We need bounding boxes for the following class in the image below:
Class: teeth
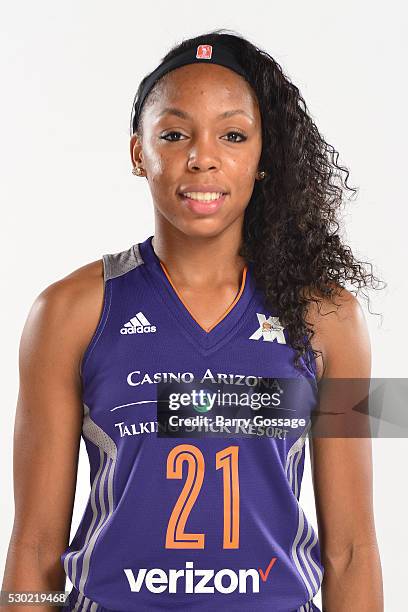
[182,192,223,201]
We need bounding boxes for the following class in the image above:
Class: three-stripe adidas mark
[120,312,157,335]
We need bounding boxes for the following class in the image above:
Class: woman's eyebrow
[157,107,254,121]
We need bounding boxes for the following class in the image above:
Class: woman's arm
[1,260,104,611]
[308,289,384,611]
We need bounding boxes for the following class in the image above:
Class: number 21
[165,444,240,549]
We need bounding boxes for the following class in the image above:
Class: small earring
[257,170,266,180]
[132,166,143,176]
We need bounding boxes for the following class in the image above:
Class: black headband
[134,43,249,122]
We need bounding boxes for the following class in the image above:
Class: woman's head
[129,29,384,369]
[130,60,263,239]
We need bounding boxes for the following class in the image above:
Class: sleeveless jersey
[61,234,324,612]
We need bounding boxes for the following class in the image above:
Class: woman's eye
[224,131,247,143]
[161,131,185,142]
[160,131,247,143]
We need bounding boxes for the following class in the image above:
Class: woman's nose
[186,138,221,172]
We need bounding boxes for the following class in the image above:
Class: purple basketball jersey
[60,235,323,612]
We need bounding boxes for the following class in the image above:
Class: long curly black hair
[129,29,385,372]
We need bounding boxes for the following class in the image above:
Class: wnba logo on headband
[133,43,249,121]
[196,44,213,60]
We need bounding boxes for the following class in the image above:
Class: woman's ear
[130,134,148,179]
[130,133,143,167]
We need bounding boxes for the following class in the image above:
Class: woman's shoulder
[21,258,105,379]
[303,282,370,380]
[304,282,365,328]
[35,257,104,324]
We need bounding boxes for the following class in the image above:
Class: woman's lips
[179,193,227,215]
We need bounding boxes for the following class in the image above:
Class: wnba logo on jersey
[120,312,157,335]
[249,313,286,344]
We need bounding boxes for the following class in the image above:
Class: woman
[2,30,384,611]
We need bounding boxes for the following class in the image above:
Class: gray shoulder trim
[102,243,144,281]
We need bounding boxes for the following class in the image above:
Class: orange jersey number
[165,444,240,549]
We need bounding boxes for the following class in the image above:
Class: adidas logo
[120,312,157,335]
[249,313,286,344]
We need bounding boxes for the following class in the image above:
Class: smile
[181,191,225,201]
[179,193,227,215]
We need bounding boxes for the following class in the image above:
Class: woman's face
[130,62,263,239]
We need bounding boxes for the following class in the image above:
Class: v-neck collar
[138,235,257,354]
[159,257,248,333]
